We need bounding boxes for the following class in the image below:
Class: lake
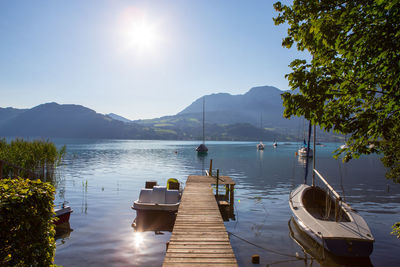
[52,139,400,266]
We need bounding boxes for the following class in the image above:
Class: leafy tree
[273,0,400,237]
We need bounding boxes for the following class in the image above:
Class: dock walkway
[163,175,237,266]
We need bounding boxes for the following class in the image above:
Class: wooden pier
[163,175,237,266]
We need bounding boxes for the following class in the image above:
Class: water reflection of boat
[132,179,181,215]
[297,155,309,167]
[288,217,372,266]
[55,222,73,243]
[132,211,176,232]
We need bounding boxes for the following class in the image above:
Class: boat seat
[152,186,167,204]
[165,190,179,204]
[138,189,153,203]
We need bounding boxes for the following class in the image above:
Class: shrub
[0,178,56,266]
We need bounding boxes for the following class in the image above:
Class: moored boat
[257,142,265,150]
[298,146,313,157]
[290,123,374,257]
[196,143,208,153]
[132,179,181,216]
[196,96,208,154]
[54,205,73,225]
[289,182,374,257]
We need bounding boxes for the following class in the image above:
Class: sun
[116,7,165,58]
[128,18,158,50]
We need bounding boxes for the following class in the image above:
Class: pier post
[209,159,213,177]
[216,169,219,200]
[230,184,234,216]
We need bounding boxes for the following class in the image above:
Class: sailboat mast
[202,96,205,144]
[312,124,316,186]
[304,121,312,184]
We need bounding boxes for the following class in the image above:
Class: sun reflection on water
[133,232,145,248]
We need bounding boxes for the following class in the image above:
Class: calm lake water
[52,139,400,266]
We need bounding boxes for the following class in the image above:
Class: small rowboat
[54,205,73,225]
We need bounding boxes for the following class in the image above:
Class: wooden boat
[132,179,181,216]
[54,205,73,225]
[289,124,374,257]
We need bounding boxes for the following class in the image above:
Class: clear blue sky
[0,0,308,120]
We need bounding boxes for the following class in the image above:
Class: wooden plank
[164,258,237,263]
[167,248,234,253]
[163,175,237,266]
[163,264,237,267]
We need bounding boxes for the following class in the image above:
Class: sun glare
[133,232,144,248]
[128,19,158,50]
[119,8,162,54]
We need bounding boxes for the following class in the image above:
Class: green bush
[393,222,400,239]
[0,178,56,266]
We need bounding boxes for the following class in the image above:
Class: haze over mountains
[0,86,340,141]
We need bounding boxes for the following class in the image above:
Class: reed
[0,138,66,180]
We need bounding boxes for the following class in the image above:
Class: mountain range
[0,86,341,141]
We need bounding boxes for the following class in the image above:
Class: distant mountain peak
[106,113,131,123]
[245,85,281,94]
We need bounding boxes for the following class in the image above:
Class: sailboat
[196,96,208,153]
[289,123,374,257]
[257,113,265,150]
[272,139,277,148]
[257,142,265,150]
[298,119,312,157]
[298,137,313,157]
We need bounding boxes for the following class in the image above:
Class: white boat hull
[289,184,374,257]
[132,185,180,213]
[298,147,313,157]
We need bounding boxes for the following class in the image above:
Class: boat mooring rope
[227,231,306,260]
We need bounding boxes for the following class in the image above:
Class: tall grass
[0,138,66,180]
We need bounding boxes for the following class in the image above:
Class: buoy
[251,254,260,264]
[295,152,298,156]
